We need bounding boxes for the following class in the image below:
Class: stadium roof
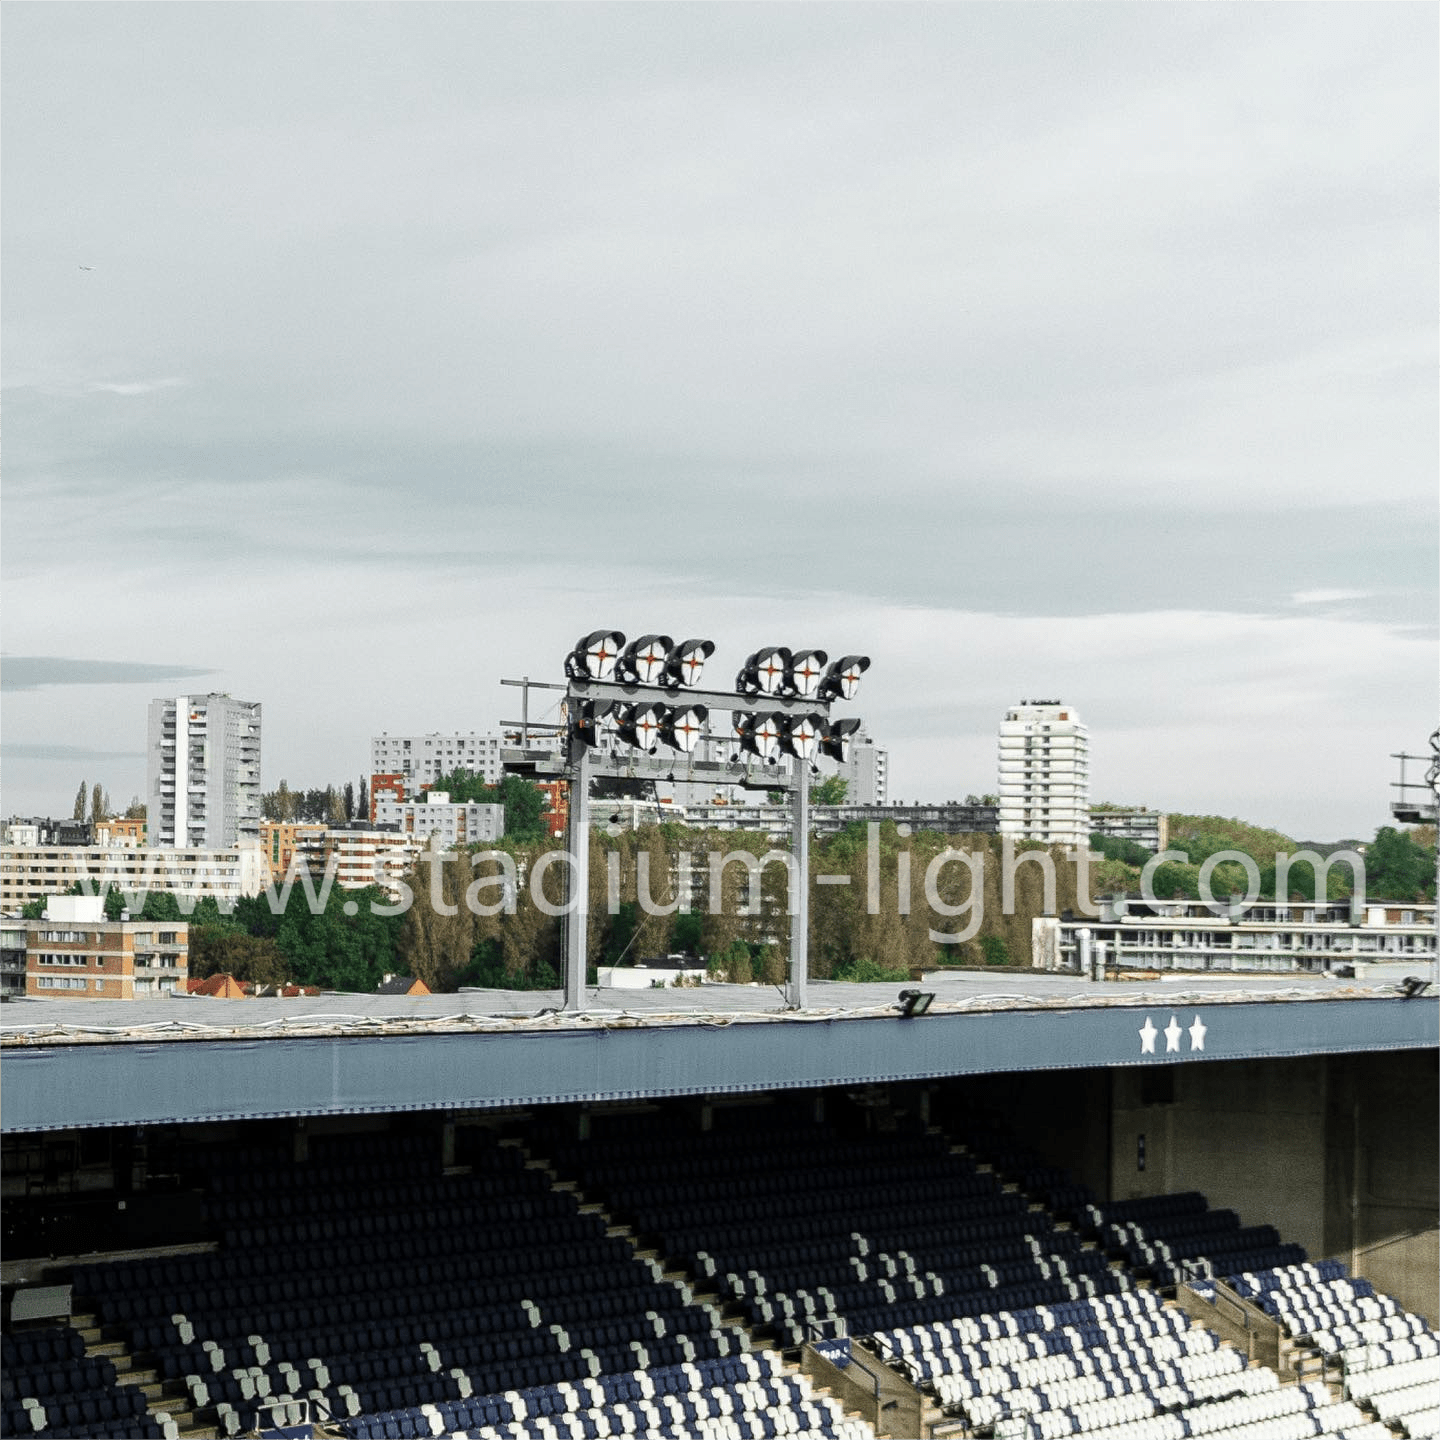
[2,967,1435,1133]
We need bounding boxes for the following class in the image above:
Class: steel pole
[788,761,809,1010]
[563,744,590,1012]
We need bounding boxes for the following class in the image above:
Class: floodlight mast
[555,633,868,1013]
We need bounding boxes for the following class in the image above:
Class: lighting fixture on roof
[786,650,828,700]
[569,699,612,748]
[819,717,862,765]
[660,705,708,754]
[818,655,871,703]
[897,989,935,1017]
[1400,976,1432,999]
[565,630,625,682]
[614,702,665,753]
[734,711,783,763]
[663,639,716,689]
[617,634,673,687]
[779,713,824,763]
[736,647,792,699]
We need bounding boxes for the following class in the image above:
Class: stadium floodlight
[734,711,784,762]
[614,702,666,753]
[566,630,626,682]
[786,650,828,700]
[663,638,716,689]
[779,713,824,763]
[617,634,674,687]
[897,989,935,1017]
[819,717,862,764]
[660,705,708,754]
[736,647,792,699]
[570,699,613,748]
[818,654,870,703]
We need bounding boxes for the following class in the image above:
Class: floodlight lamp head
[786,650,828,700]
[615,702,665,753]
[735,711,783,762]
[571,699,613,748]
[897,989,935,1017]
[819,716,862,764]
[566,630,626,682]
[664,638,715,689]
[617,634,674,687]
[779,713,824,763]
[819,654,871,702]
[738,647,792,698]
[660,704,708,754]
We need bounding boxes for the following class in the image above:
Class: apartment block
[0,843,269,912]
[147,694,262,847]
[997,700,1091,849]
[23,895,189,999]
[1089,807,1168,854]
[1034,898,1437,976]
[373,795,505,848]
[370,733,503,795]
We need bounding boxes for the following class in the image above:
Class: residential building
[840,730,889,806]
[1033,898,1437,976]
[24,895,188,999]
[147,694,262,847]
[5,819,92,847]
[997,700,1091,849]
[257,821,330,885]
[0,843,269,913]
[369,774,409,821]
[2,920,26,998]
[94,817,147,847]
[297,824,425,900]
[373,794,505,848]
[370,733,504,795]
[1089,807,1168,854]
[812,802,998,837]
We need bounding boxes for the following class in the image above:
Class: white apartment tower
[997,700,1090,848]
[146,695,262,847]
[370,733,504,793]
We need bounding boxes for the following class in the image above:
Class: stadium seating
[1,1325,176,1438]
[534,1102,1128,1348]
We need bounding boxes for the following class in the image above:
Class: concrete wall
[1323,1049,1438,1324]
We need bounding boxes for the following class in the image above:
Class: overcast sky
[2,3,1435,840]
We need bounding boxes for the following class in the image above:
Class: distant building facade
[370,733,504,796]
[1089,807,1168,854]
[997,700,1091,849]
[373,794,505,848]
[0,843,269,912]
[1034,898,1437,976]
[147,694,262,847]
[22,895,188,999]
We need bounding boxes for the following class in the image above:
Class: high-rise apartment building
[996,700,1090,848]
[146,695,262,847]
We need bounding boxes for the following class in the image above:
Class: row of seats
[335,1354,875,1440]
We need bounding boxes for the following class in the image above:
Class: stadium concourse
[1,968,1436,1440]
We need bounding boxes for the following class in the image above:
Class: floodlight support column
[788,763,809,1010]
[563,745,591,1012]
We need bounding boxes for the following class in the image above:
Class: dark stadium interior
[3,1056,1436,1439]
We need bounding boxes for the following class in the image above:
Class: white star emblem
[1164,1015,1182,1053]
[1139,1017,1157,1054]
[1188,1015,1207,1052]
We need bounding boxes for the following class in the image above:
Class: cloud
[1291,589,1373,605]
[1,657,215,692]
[83,377,187,397]
[1,742,146,762]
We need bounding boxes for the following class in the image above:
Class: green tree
[810,775,849,805]
[73,780,88,822]
[91,783,110,824]
[189,929,291,985]
[1365,826,1435,901]
[124,797,147,820]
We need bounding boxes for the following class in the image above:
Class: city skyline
[3,5,1435,839]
